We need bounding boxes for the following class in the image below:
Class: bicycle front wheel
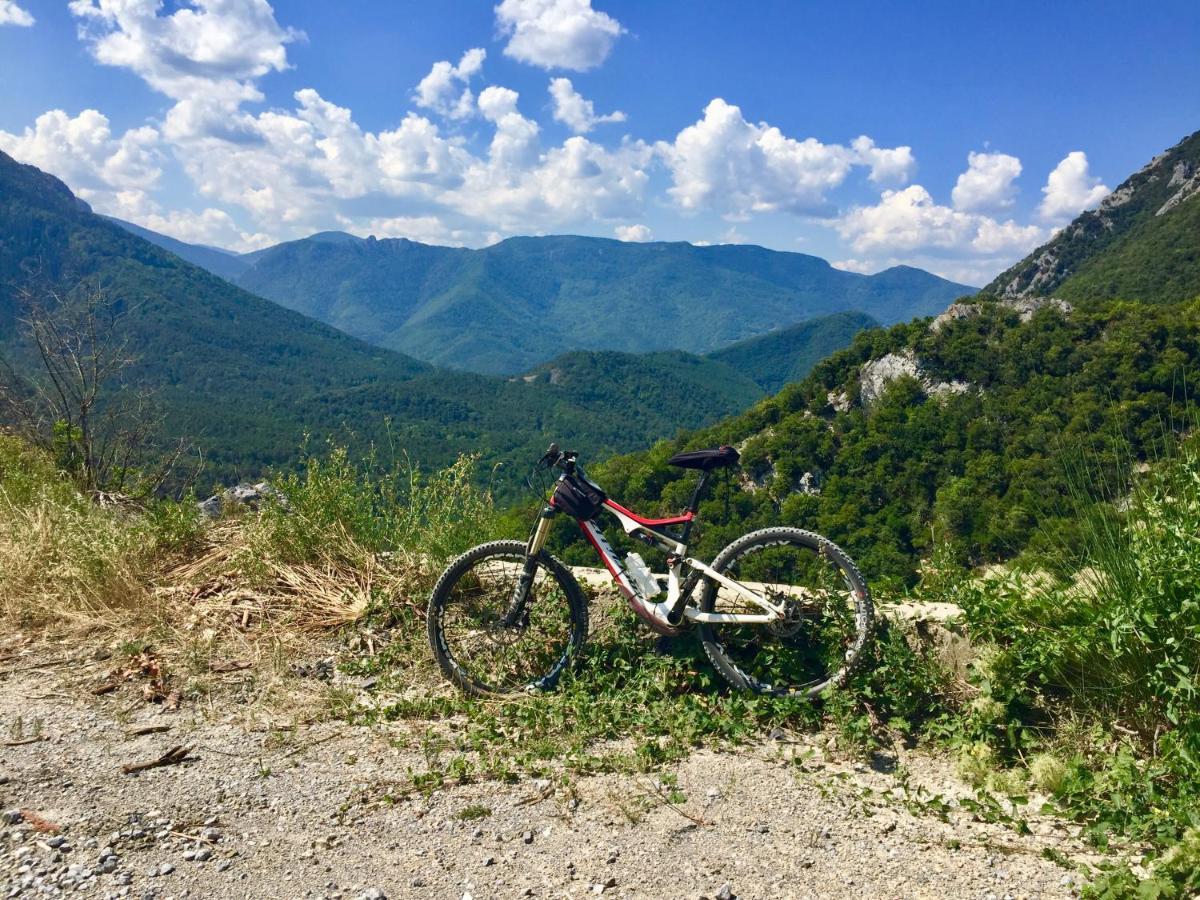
[427,540,588,696]
[697,527,873,698]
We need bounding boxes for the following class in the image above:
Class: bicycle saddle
[667,445,740,471]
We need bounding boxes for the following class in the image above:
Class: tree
[0,278,183,494]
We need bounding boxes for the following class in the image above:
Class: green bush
[931,445,1200,845]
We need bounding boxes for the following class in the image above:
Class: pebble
[715,883,736,900]
[0,810,21,825]
[521,830,533,845]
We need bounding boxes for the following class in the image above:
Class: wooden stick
[121,745,194,774]
[3,736,45,747]
[126,724,172,737]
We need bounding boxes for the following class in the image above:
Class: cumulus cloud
[413,48,486,119]
[850,136,916,185]
[836,184,1044,257]
[951,151,1022,211]
[0,0,34,26]
[0,109,161,206]
[1039,150,1109,221]
[614,223,651,242]
[831,258,875,274]
[549,77,625,133]
[659,99,913,219]
[495,0,623,71]
[136,206,274,252]
[68,0,301,119]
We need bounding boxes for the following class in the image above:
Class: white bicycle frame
[573,502,786,628]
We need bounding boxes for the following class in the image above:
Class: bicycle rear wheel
[697,527,873,698]
[427,540,588,696]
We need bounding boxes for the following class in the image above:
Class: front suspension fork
[502,506,555,627]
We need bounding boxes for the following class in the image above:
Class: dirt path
[0,660,1097,900]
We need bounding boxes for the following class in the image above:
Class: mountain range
[113,221,972,375]
[0,149,898,488]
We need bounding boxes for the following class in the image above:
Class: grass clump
[0,433,199,626]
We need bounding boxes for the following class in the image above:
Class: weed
[454,804,492,821]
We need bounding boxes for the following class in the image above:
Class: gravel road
[0,653,1098,900]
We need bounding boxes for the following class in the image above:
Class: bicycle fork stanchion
[502,506,556,627]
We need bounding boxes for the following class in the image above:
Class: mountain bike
[427,442,874,698]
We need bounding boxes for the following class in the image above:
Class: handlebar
[538,442,577,473]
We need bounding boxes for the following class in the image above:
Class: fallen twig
[4,736,46,747]
[208,659,252,673]
[121,745,195,774]
[0,658,75,678]
[126,724,171,737]
[283,731,342,758]
[515,782,556,807]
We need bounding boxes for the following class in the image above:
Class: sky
[0,1,1198,285]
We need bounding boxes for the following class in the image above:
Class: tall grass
[247,444,498,583]
[0,434,199,626]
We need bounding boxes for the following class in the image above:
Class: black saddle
[667,445,740,471]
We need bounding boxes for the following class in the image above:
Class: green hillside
[0,152,764,487]
[987,129,1200,302]
[228,231,971,374]
[593,295,1200,584]
[706,310,879,392]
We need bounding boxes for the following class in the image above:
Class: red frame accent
[602,498,694,528]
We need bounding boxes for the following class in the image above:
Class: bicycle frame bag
[552,473,607,520]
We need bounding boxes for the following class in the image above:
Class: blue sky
[1,1,1198,284]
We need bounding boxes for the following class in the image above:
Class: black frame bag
[552,474,606,520]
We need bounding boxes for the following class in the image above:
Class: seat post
[685,471,710,516]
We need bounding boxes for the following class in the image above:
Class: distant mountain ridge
[111,220,973,375]
[986,129,1200,303]
[1,150,872,489]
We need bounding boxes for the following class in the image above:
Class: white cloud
[413,48,486,120]
[0,0,34,26]
[831,258,875,274]
[549,77,625,134]
[614,223,651,242]
[851,136,916,185]
[836,185,1044,256]
[495,0,623,71]
[659,99,914,219]
[68,0,301,126]
[1039,150,1109,221]
[952,151,1022,211]
[0,109,161,206]
[136,206,272,252]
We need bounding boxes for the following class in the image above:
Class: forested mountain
[595,296,1200,584]
[706,310,879,392]
[0,152,771,486]
[986,129,1200,303]
[115,219,971,374]
[593,132,1200,585]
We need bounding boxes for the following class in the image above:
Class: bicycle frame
[527,480,786,637]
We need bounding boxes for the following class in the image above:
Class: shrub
[932,444,1200,844]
